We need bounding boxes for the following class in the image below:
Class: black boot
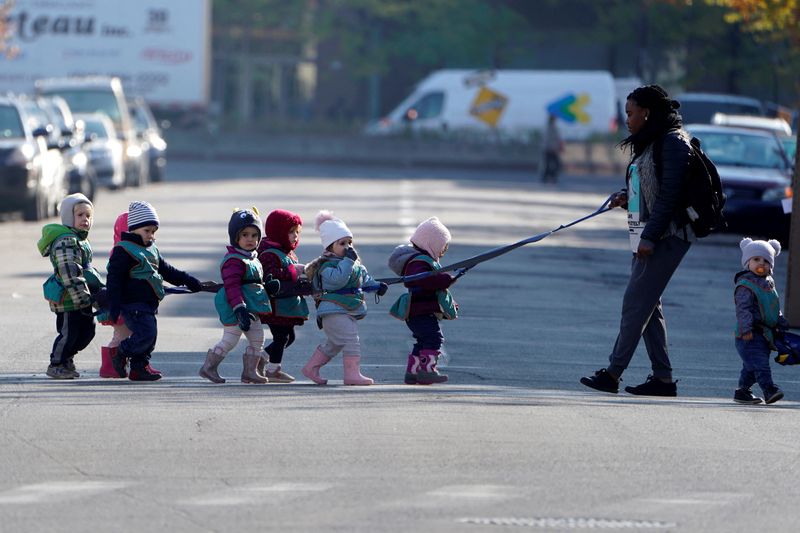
[129,358,162,381]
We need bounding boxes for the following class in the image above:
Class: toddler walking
[38,193,104,379]
[301,211,387,385]
[106,201,203,381]
[388,217,458,384]
[200,208,280,384]
[733,237,787,405]
[257,209,309,383]
[98,212,135,378]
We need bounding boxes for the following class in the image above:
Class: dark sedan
[686,124,792,243]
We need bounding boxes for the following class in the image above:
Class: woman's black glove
[376,282,389,296]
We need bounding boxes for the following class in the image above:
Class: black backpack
[655,134,726,238]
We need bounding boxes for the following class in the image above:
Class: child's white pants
[212,324,265,355]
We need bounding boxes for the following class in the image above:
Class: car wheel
[23,188,47,221]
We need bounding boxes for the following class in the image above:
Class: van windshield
[44,90,122,130]
[680,101,762,124]
[0,105,25,139]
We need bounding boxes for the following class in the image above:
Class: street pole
[785,134,800,326]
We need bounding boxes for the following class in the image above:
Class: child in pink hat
[388,217,459,385]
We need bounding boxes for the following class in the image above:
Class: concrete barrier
[165,129,630,175]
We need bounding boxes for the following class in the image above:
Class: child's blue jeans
[735,334,775,394]
[119,307,158,365]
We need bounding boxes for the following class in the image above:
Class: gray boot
[241,347,268,384]
[199,349,226,383]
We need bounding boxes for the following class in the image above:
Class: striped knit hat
[127,201,160,231]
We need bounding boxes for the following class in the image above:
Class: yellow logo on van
[470,87,508,127]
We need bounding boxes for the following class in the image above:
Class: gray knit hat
[128,201,160,231]
[60,193,93,227]
[740,237,781,269]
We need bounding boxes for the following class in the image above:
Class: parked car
[76,113,125,190]
[128,97,167,182]
[0,95,68,221]
[36,95,96,201]
[685,124,792,243]
[36,76,148,187]
[677,93,764,124]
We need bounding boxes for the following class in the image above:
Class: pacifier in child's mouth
[755,265,768,276]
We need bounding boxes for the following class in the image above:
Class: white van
[366,69,619,141]
[35,76,148,187]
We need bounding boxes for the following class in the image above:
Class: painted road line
[0,481,129,504]
[179,482,334,506]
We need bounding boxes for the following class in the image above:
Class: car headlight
[71,151,88,169]
[762,186,793,202]
[6,143,35,167]
[151,137,167,151]
[126,144,143,158]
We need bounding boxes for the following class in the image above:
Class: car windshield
[84,120,109,139]
[692,130,788,170]
[0,105,24,139]
[45,90,121,129]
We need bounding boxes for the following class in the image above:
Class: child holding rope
[106,201,204,381]
[199,208,280,384]
[301,210,387,385]
[388,217,459,385]
[257,209,309,383]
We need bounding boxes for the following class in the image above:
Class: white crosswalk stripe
[0,481,129,504]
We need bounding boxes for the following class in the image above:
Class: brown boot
[241,347,268,384]
[199,349,226,383]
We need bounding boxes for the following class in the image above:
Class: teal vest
[315,259,366,311]
[116,240,165,300]
[214,252,272,326]
[735,276,780,347]
[43,233,104,309]
[389,255,458,321]
[264,248,309,320]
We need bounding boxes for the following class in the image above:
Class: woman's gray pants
[607,236,691,380]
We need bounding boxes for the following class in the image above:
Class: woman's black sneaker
[625,375,677,396]
[733,388,762,404]
[580,369,619,394]
[764,387,784,405]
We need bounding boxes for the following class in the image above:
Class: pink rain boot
[404,353,421,385]
[343,355,373,386]
[100,346,125,378]
[417,349,448,385]
[301,347,332,385]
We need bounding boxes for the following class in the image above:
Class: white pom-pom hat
[315,210,353,249]
[740,237,781,269]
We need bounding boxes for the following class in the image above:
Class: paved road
[0,161,797,532]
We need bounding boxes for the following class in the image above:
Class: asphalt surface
[1,160,798,532]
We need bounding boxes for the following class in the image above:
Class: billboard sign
[0,0,210,106]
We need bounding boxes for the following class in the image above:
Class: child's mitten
[264,274,281,297]
[234,306,252,332]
